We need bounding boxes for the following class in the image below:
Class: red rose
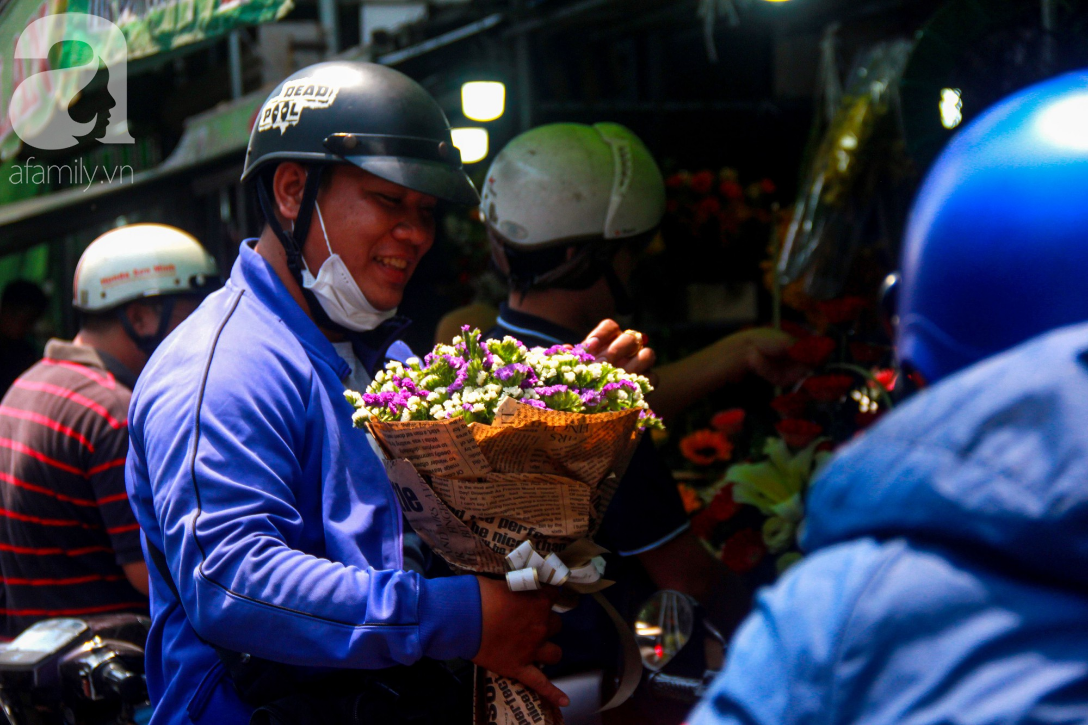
[775,419,824,448]
[759,178,777,195]
[873,369,896,391]
[690,170,715,195]
[787,335,836,366]
[849,342,887,365]
[720,529,766,573]
[817,296,869,325]
[771,391,811,418]
[707,486,740,523]
[719,180,744,200]
[710,408,746,436]
[802,374,854,403]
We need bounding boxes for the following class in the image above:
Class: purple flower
[448,368,469,393]
[602,380,639,395]
[543,344,572,356]
[534,384,569,397]
[522,399,548,409]
[462,403,474,411]
[579,389,603,408]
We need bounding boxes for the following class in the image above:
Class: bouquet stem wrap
[368,397,645,725]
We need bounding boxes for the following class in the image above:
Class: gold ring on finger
[623,329,644,352]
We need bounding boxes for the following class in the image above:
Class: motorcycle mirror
[634,590,695,672]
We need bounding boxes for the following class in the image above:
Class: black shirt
[485,304,690,673]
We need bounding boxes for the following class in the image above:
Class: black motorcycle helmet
[242,61,479,330]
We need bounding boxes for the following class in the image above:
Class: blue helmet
[897,69,1088,384]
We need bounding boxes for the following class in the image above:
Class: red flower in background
[720,529,766,573]
[817,296,869,325]
[678,484,702,514]
[707,486,740,522]
[691,509,718,540]
[873,369,897,391]
[665,173,688,189]
[759,178,777,195]
[779,321,812,340]
[719,180,744,200]
[680,430,733,466]
[849,342,887,365]
[787,335,836,366]
[775,419,824,448]
[696,196,722,216]
[690,170,715,195]
[710,408,746,436]
[771,391,811,418]
[802,374,854,403]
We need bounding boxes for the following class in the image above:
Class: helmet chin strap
[256,165,353,336]
[116,297,177,358]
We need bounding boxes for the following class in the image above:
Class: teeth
[376,256,408,270]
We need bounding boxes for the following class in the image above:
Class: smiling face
[298,164,438,311]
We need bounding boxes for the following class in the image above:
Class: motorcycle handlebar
[96,659,147,703]
[645,672,707,704]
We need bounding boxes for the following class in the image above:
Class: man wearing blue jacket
[690,71,1088,724]
[127,62,584,725]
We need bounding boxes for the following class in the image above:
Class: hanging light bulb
[451,127,489,163]
[461,81,506,122]
[940,88,963,130]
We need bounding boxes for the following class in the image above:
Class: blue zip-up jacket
[126,241,482,725]
[690,323,1088,725]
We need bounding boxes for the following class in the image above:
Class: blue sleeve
[130,308,480,669]
[687,541,893,725]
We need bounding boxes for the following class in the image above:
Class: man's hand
[581,319,656,376]
[729,328,809,386]
[473,576,569,709]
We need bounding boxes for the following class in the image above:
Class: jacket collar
[234,240,418,381]
[43,339,138,389]
[494,303,580,347]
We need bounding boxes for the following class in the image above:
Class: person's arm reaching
[650,329,810,421]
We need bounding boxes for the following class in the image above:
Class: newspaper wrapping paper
[369,397,645,725]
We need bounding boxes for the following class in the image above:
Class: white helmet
[482,122,665,248]
[74,224,219,312]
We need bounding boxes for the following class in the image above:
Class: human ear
[272,162,308,224]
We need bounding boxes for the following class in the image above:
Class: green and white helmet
[481,122,665,249]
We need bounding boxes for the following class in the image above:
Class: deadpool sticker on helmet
[257,78,341,135]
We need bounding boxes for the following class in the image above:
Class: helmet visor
[346,155,479,206]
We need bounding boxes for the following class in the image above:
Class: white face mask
[299,201,397,332]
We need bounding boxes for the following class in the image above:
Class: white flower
[406,357,421,367]
[477,371,488,386]
[564,372,576,383]
[472,403,485,413]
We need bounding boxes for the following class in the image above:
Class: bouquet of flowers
[347,328,660,725]
[675,292,896,580]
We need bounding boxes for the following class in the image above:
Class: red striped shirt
[0,341,147,636]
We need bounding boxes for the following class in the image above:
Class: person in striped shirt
[0,224,219,638]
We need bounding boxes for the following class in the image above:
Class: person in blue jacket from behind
[126,62,577,725]
[689,70,1088,725]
